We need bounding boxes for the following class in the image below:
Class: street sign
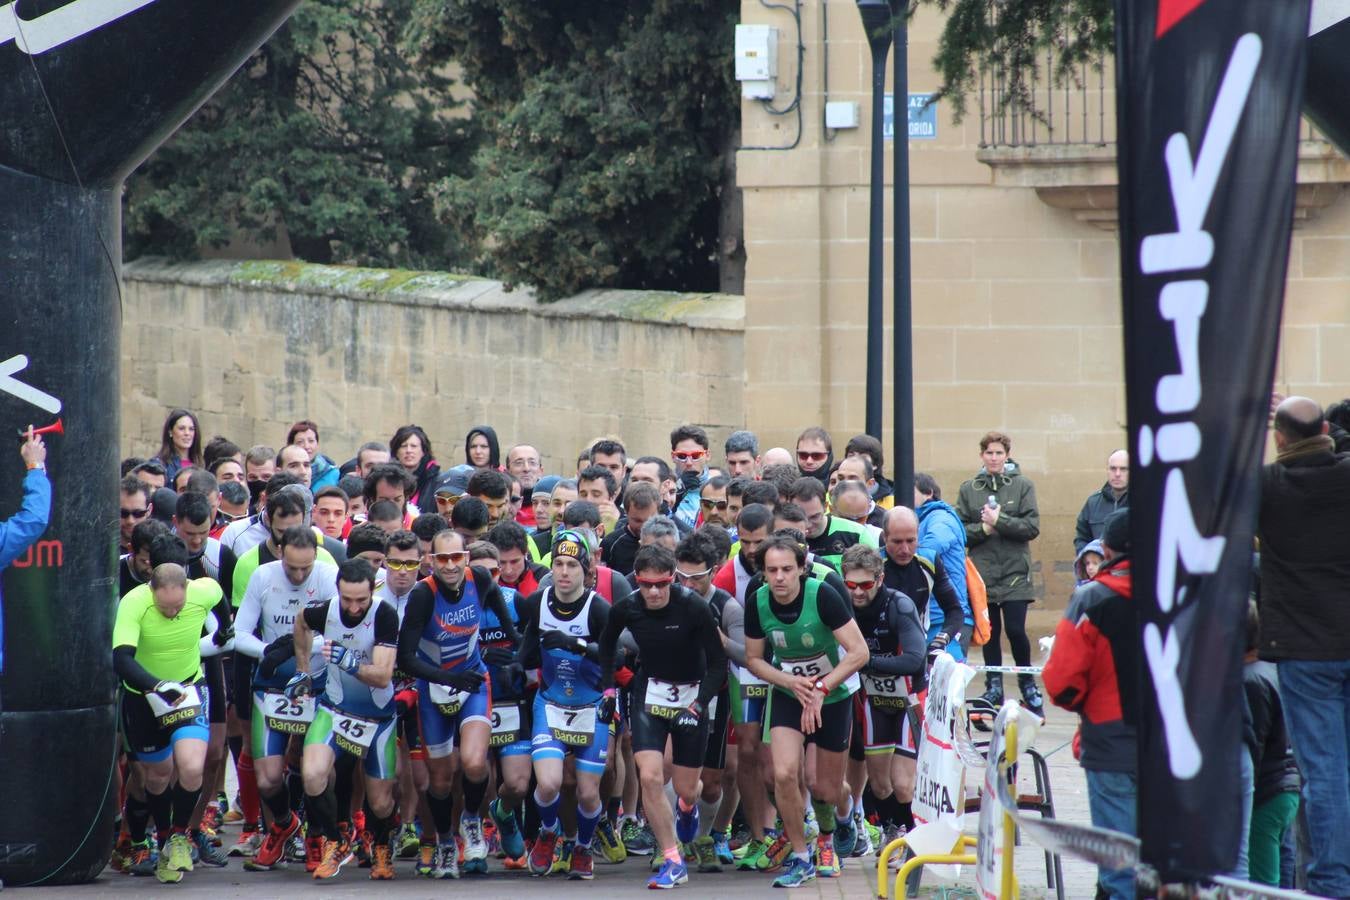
[884,92,937,140]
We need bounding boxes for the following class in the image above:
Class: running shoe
[192,829,229,867]
[216,792,230,817]
[433,841,460,879]
[109,832,133,873]
[305,835,324,873]
[222,793,244,824]
[334,824,356,868]
[772,855,816,888]
[729,823,751,850]
[491,798,526,860]
[692,835,721,872]
[503,851,529,870]
[155,840,183,884]
[286,830,306,863]
[460,814,489,874]
[814,833,840,877]
[396,823,421,858]
[246,814,299,870]
[803,806,819,840]
[735,837,767,871]
[167,832,194,873]
[229,825,261,857]
[551,838,576,875]
[884,826,908,872]
[313,837,345,880]
[623,817,656,855]
[1020,677,1046,719]
[712,828,734,865]
[528,828,558,876]
[199,804,221,838]
[593,818,627,864]
[415,843,436,877]
[569,844,595,880]
[755,832,793,872]
[126,840,156,877]
[370,844,395,880]
[832,812,857,857]
[647,857,689,889]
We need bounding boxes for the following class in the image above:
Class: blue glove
[328,644,361,675]
[284,671,313,700]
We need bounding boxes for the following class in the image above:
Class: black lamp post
[857,0,892,442]
[891,0,914,510]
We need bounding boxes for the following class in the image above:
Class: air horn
[16,419,63,439]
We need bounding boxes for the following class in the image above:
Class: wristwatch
[813,679,829,695]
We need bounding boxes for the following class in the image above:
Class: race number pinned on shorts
[147,685,204,729]
[428,681,469,717]
[862,673,908,710]
[331,710,380,758]
[644,679,697,719]
[740,666,768,700]
[778,654,833,680]
[544,702,596,747]
[489,701,525,748]
[263,691,315,735]
[913,655,976,829]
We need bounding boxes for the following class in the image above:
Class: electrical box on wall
[734,24,778,100]
[825,101,860,129]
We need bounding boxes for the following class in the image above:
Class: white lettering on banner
[0,355,61,414]
[913,655,975,828]
[1135,34,1259,782]
[0,0,159,56]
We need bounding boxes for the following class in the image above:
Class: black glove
[212,624,235,648]
[481,646,516,668]
[284,671,313,700]
[598,689,618,725]
[679,469,701,491]
[258,634,297,680]
[541,630,585,654]
[439,669,487,693]
[673,700,703,732]
[151,680,187,706]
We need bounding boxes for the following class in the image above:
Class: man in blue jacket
[1,426,53,694]
[914,473,972,656]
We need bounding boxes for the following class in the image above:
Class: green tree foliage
[125,0,477,267]
[407,0,739,300]
[919,0,1113,122]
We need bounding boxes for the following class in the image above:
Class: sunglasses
[431,551,470,565]
[478,564,501,576]
[675,568,714,582]
[120,508,149,519]
[699,498,729,511]
[636,576,674,588]
[385,559,421,572]
[672,450,707,462]
[797,450,828,462]
[510,495,523,504]
[843,579,877,591]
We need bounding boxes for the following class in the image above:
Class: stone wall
[736,0,1350,616]
[121,260,745,476]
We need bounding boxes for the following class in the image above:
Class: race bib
[862,673,908,710]
[644,679,697,719]
[778,654,834,680]
[147,685,204,729]
[739,665,769,700]
[263,691,316,734]
[331,710,380,758]
[428,681,469,717]
[488,702,525,748]
[544,702,596,747]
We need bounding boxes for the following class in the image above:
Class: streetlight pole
[857,0,892,441]
[891,0,914,508]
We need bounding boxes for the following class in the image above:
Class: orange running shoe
[313,837,345,880]
[370,844,395,880]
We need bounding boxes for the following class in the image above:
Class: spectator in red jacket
[1042,509,1137,900]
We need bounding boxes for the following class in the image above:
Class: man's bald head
[882,506,919,565]
[762,447,794,467]
[1273,396,1327,445]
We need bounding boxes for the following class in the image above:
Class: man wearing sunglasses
[396,529,519,878]
[374,529,422,620]
[515,531,613,880]
[697,475,733,530]
[794,426,835,489]
[669,424,711,531]
[120,474,154,553]
[597,543,726,889]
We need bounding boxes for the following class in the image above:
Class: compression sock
[576,800,603,848]
[172,784,202,833]
[533,788,561,834]
[462,773,488,818]
[126,795,151,843]
[606,796,622,825]
[227,735,243,765]
[334,755,357,826]
[898,801,916,832]
[675,797,699,844]
[285,765,305,816]
[237,752,261,826]
[146,787,172,846]
[261,788,291,829]
[425,791,454,837]
[697,796,720,839]
[811,799,837,834]
[369,808,394,846]
[306,788,338,841]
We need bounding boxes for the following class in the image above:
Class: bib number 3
[644,679,697,719]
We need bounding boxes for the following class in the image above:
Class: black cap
[1102,509,1130,554]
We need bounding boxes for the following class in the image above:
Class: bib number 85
[788,661,823,678]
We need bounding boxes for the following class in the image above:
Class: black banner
[1114,0,1309,882]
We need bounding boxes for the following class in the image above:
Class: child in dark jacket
[1243,600,1301,886]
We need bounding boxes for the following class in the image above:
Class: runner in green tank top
[743,536,870,889]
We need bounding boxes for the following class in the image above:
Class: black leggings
[981,601,1031,668]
